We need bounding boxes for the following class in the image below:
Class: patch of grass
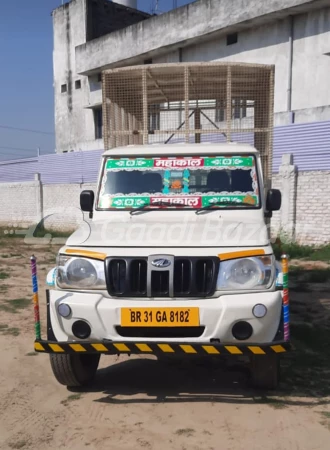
[175,428,195,437]
[273,239,330,262]
[1,254,9,258]
[254,396,287,409]
[320,412,330,431]
[0,324,9,330]
[26,352,39,357]
[8,441,28,449]
[0,271,10,280]
[273,242,315,260]
[0,298,30,314]
[1,327,20,337]
[61,393,82,406]
[0,285,8,293]
[0,228,22,240]
[10,253,21,258]
[310,245,330,262]
[32,224,72,239]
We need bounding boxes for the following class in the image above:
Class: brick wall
[1,163,330,245]
[0,180,96,233]
[0,181,41,227]
[295,171,330,245]
[42,183,96,231]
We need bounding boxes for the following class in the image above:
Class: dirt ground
[0,235,330,450]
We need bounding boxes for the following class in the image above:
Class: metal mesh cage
[102,62,274,183]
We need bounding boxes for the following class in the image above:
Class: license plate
[121,308,200,327]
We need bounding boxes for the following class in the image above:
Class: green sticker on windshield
[204,157,253,168]
[110,197,150,208]
[202,194,258,207]
[106,159,154,170]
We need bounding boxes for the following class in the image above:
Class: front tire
[250,354,280,390]
[50,353,100,387]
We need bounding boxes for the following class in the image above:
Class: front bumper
[44,288,287,346]
[34,339,290,355]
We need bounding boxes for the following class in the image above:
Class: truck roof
[102,143,258,158]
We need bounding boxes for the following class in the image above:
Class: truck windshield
[97,155,260,210]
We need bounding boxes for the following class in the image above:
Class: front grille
[151,270,170,296]
[116,326,205,338]
[107,258,147,297]
[105,256,219,298]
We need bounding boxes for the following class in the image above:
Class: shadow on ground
[73,284,330,408]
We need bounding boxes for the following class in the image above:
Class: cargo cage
[102,62,275,185]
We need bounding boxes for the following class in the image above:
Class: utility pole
[37,147,40,157]
[173,0,177,8]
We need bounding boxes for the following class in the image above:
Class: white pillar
[34,173,43,224]
[279,154,297,241]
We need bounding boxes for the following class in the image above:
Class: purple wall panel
[0,121,329,184]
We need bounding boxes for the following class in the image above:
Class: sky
[0,0,195,161]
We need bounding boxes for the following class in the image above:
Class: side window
[93,107,103,140]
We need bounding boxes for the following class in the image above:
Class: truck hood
[67,214,269,248]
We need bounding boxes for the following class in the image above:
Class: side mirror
[266,189,282,216]
[80,190,94,218]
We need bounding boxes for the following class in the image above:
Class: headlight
[56,255,106,289]
[217,256,275,290]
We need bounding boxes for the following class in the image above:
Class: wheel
[250,354,280,390]
[49,353,100,387]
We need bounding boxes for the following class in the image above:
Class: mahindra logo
[151,258,171,268]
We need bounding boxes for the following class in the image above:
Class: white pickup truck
[36,142,289,390]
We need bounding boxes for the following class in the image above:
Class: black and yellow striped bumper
[34,340,290,356]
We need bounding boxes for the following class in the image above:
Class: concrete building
[53,0,330,153]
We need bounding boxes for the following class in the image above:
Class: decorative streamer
[281,254,290,341]
[30,255,41,340]
[163,170,170,194]
[182,169,190,193]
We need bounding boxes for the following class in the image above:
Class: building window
[61,84,67,93]
[97,73,102,83]
[227,32,238,46]
[233,99,247,120]
[75,80,81,90]
[148,105,160,132]
[93,107,103,140]
[144,59,152,64]
[215,99,225,122]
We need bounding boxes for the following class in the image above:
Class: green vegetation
[175,428,195,437]
[0,225,72,241]
[0,271,10,280]
[26,352,39,357]
[0,325,20,337]
[273,240,330,262]
[254,396,287,409]
[32,224,72,239]
[0,285,8,293]
[0,298,30,314]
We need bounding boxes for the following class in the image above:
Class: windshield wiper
[195,200,255,215]
[130,200,169,215]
